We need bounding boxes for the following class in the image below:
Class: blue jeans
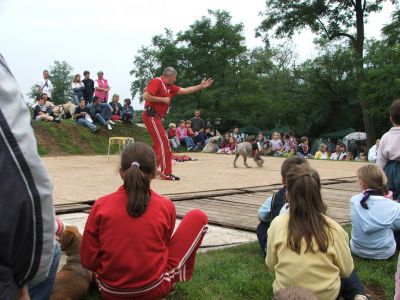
[193,132,206,145]
[180,137,195,148]
[73,90,84,106]
[77,118,96,130]
[94,113,108,126]
[28,242,61,300]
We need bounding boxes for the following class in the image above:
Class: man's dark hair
[124,98,131,105]
[83,71,90,76]
[92,96,99,103]
[281,156,309,179]
[390,99,400,125]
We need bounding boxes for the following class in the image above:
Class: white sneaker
[107,124,112,130]
[107,120,115,125]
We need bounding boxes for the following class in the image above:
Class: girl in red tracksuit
[80,142,208,300]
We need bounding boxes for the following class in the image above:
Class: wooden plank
[239,185,281,193]
[56,204,92,214]
[323,182,359,192]
[167,189,245,201]
[210,195,268,207]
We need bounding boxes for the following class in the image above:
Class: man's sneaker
[106,124,112,130]
[107,120,115,125]
[160,174,180,181]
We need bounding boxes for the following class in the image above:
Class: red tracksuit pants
[142,112,172,175]
[99,209,208,300]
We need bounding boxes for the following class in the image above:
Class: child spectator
[368,139,380,162]
[266,164,366,300]
[257,132,268,153]
[204,126,215,144]
[74,99,100,133]
[296,136,310,158]
[283,131,297,156]
[350,164,400,259]
[72,74,85,106]
[186,120,200,151]
[268,132,284,156]
[167,123,180,151]
[314,143,328,160]
[377,99,400,200]
[330,144,346,160]
[33,96,56,122]
[345,151,354,161]
[80,142,208,299]
[121,98,134,124]
[175,120,195,151]
[87,96,113,130]
[218,134,236,154]
[109,94,123,122]
[257,156,309,254]
[231,126,242,143]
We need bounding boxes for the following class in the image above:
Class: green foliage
[50,61,74,105]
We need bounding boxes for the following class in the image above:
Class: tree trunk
[354,0,376,148]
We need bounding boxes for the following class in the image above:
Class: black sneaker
[160,174,180,181]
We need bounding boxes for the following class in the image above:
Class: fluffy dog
[51,226,93,300]
[202,136,222,153]
[52,101,77,119]
[233,139,264,168]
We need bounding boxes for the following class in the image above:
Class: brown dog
[51,226,93,300]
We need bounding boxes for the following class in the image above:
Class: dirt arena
[42,153,363,205]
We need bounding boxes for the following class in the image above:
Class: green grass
[32,119,151,156]
[85,237,396,299]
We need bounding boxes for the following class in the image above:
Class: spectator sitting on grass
[121,98,134,124]
[350,164,400,259]
[266,164,367,300]
[345,151,354,161]
[167,123,180,151]
[330,144,346,160]
[268,132,284,156]
[74,99,100,133]
[204,126,215,144]
[33,96,59,122]
[283,132,296,157]
[175,120,195,151]
[87,96,113,130]
[109,94,123,122]
[296,136,310,158]
[257,132,268,154]
[257,156,309,255]
[190,110,206,147]
[314,143,329,160]
[368,139,380,162]
[377,99,400,200]
[186,120,200,151]
[218,134,236,154]
[231,126,242,143]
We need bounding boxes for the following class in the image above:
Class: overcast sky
[0,0,395,109]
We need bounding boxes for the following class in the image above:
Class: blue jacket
[87,103,112,118]
[350,193,400,259]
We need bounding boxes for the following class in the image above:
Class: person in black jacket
[256,156,310,255]
[82,71,95,104]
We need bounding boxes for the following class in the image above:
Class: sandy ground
[42,153,363,205]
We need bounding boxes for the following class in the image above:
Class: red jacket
[81,186,176,289]
[144,77,180,117]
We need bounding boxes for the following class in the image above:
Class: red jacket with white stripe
[80,186,176,289]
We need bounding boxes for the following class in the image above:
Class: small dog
[52,101,77,119]
[51,226,93,300]
[234,137,264,168]
[202,136,222,153]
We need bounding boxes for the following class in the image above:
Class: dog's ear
[60,229,75,256]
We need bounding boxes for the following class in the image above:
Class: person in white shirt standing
[368,139,380,162]
[36,70,54,100]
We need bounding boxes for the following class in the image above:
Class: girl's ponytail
[120,143,156,217]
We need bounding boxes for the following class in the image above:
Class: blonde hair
[357,164,387,192]
[169,123,176,129]
[319,143,327,152]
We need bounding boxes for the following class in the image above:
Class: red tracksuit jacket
[80,186,176,289]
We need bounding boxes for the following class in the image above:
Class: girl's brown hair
[286,165,332,254]
[73,74,81,83]
[357,164,388,209]
[120,142,156,217]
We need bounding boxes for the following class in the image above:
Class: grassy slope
[32,120,151,156]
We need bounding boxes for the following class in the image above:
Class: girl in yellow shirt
[266,165,367,300]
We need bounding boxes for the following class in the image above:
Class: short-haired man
[36,70,54,100]
[87,96,113,130]
[190,110,206,147]
[143,67,213,180]
[82,71,95,104]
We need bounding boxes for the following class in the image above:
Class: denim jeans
[193,132,206,145]
[28,241,61,300]
[77,118,96,130]
[100,106,112,121]
[94,113,108,126]
[180,137,195,148]
[73,90,84,106]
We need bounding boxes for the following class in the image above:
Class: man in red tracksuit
[143,67,213,180]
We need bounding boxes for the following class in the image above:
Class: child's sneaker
[160,174,180,181]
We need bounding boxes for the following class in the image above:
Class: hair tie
[360,189,384,209]
[131,162,140,168]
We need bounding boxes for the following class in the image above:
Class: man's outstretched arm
[177,78,213,95]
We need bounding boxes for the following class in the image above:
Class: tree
[49,61,73,105]
[257,0,397,146]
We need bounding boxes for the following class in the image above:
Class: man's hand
[162,97,171,104]
[200,78,213,89]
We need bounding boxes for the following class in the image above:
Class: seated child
[330,143,346,160]
[218,135,236,154]
[109,94,122,122]
[268,132,284,156]
[81,142,208,299]
[204,126,215,144]
[350,164,400,259]
[167,123,180,151]
[296,136,310,158]
[283,132,296,157]
[314,143,328,160]
[33,96,57,122]
[257,156,309,254]
[74,99,100,133]
[175,120,195,151]
[121,98,134,124]
[345,151,354,161]
[377,99,400,200]
[266,164,366,300]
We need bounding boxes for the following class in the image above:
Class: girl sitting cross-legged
[80,142,208,300]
